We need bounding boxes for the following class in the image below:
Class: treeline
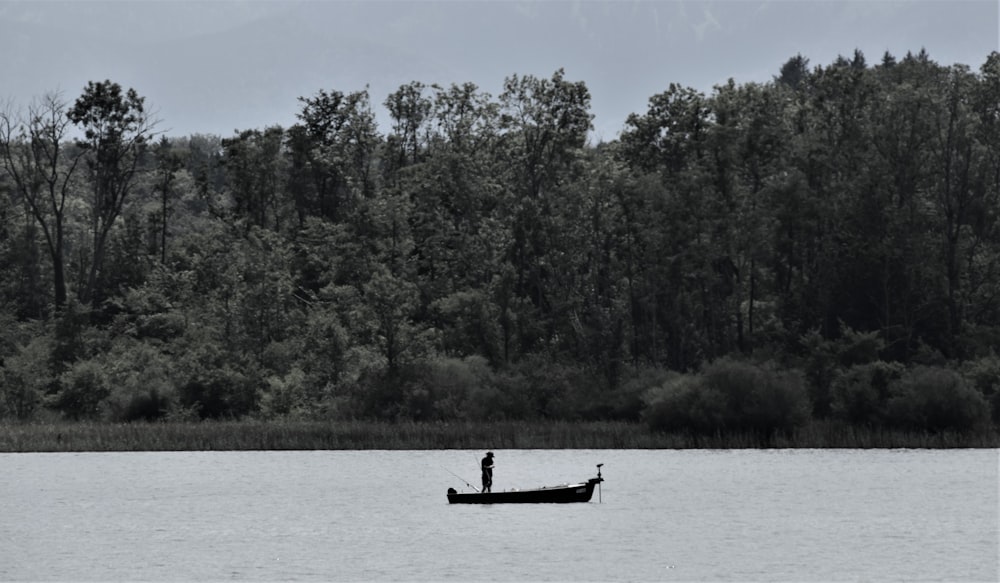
[1,50,999,441]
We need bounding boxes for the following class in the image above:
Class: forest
[1,49,999,442]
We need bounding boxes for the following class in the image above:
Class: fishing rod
[443,467,480,492]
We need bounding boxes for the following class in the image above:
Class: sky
[1,0,997,141]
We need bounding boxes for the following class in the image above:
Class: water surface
[2,449,996,581]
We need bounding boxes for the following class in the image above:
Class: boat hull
[447,477,602,504]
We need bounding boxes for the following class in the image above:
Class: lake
[2,449,996,581]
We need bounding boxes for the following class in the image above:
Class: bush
[122,389,171,421]
[456,357,538,421]
[642,358,810,437]
[469,365,530,421]
[641,374,718,434]
[606,366,678,421]
[259,367,308,419]
[178,367,258,419]
[0,335,51,420]
[962,354,1000,424]
[475,357,601,421]
[100,338,178,422]
[885,366,991,433]
[704,359,810,434]
[829,361,904,426]
[518,359,597,420]
[135,312,186,342]
[799,325,884,418]
[420,356,493,420]
[52,360,111,420]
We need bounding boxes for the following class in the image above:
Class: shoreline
[1,420,997,452]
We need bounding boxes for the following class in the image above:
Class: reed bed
[0,420,997,452]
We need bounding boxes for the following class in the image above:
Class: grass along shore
[0,420,997,452]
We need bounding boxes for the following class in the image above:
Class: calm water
[1,449,996,582]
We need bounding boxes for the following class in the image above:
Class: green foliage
[68,80,153,306]
[642,358,810,437]
[0,334,50,420]
[414,355,493,420]
[431,290,502,361]
[100,337,176,422]
[885,366,990,433]
[641,374,714,434]
[259,366,309,419]
[50,301,92,371]
[121,389,171,422]
[291,88,380,221]
[962,353,1000,423]
[51,359,111,420]
[609,366,678,421]
[177,367,257,420]
[3,57,1000,436]
[776,54,811,90]
[835,327,885,367]
[800,324,886,417]
[0,92,82,311]
[220,126,290,232]
[829,361,905,426]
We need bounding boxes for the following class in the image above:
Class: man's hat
[486,451,494,457]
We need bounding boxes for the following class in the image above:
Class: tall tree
[68,80,155,307]
[966,53,1000,343]
[408,84,505,362]
[776,54,811,90]
[496,69,592,359]
[930,63,980,351]
[150,136,184,264]
[620,83,715,370]
[708,80,789,355]
[220,126,289,233]
[384,81,431,172]
[290,89,380,222]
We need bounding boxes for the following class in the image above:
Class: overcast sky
[1,0,997,141]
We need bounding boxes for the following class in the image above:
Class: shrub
[886,366,991,433]
[345,365,418,421]
[641,374,718,434]
[472,365,531,421]
[799,325,884,418]
[52,360,111,420]
[135,312,186,342]
[178,367,258,419]
[836,327,885,368]
[0,368,40,420]
[962,354,1000,424]
[746,368,811,433]
[100,338,178,422]
[829,361,904,426]
[642,358,810,437]
[122,389,171,421]
[420,355,493,420]
[608,366,678,421]
[478,357,602,421]
[0,335,51,420]
[519,359,597,420]
[259,367,308,419]
[703,358,810,434]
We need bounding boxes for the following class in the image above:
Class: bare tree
[0,93,84,310]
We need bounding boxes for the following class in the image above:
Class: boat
[447,464,603,504]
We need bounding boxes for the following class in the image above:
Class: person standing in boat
[481,451,495,493]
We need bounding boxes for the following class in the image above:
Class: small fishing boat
[447,464,603,504]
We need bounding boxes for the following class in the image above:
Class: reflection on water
[2,449,996,581]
